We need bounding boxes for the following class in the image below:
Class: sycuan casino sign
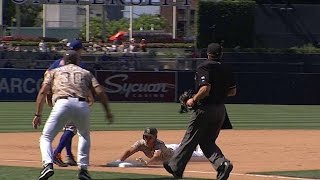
[10,0,191,6]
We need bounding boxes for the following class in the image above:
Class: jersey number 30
[61,72,83,84]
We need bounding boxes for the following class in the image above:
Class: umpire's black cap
[143,127,158,138]
[64,50,80,65]
[207,43,222,55]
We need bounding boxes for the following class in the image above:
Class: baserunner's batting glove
[135,157,147,166]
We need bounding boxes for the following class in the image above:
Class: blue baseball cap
[67,40,84,50]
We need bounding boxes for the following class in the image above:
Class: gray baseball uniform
[132,139,174,162]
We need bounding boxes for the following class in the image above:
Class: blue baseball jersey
[48,58,85,70]
[48,59,64,70]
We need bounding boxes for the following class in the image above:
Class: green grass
[0,165,208,180]
[0,102,320,132]
[1,102,319,179]
[253,170,320,179]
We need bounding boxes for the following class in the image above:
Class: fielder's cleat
[216,161,233,180]
[66,155,77,166]
[53,153,68,167]
[38,163,54,180]
[163,161,183,179]
[78,169,92,180]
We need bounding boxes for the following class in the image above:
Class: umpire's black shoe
[216,161,233,180]
[38,163,54,180]
[78,169,92,180]
[163,161,183,179]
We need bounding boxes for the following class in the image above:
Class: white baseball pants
[39,98,90,170]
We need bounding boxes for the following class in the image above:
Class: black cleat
[78,169,92,180]
[163,161,183,179]
[216,161,233,180]
[38,163,54,180]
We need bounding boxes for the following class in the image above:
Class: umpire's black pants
[168,104,229,174]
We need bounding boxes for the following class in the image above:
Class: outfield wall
[0,68,319,104]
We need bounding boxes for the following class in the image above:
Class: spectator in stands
[39,39,47,52]
[129,38,138,53]
[93,43,102,52]
[7,44,14,51]
[101,44,108,52]
[50,45,58,52]
[140,39,147,52]
[14,44,21,52]
[118,42,126,53]
[60,39,69,50]
[106,44,117,52]
[0,42,5,51]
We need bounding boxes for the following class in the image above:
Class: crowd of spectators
[0,38,151,70]
[0,38,196,71]
[0,37,148,54]
[0,40,68,53]
[104,38,147,53]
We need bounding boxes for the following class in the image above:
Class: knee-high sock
[54,130,73,155]
[66,132,75,156]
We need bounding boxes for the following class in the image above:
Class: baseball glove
[179,89,194,113]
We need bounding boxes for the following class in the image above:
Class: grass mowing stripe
[1,102,320,132]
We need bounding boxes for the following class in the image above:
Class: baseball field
[0,102,319,180]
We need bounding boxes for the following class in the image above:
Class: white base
[106,160,146,167]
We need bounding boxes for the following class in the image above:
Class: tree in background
[133,14,167,31]
[79,17,129,41]
[3,1,15,27]
[79,15,168,41]
[3,1,42,27]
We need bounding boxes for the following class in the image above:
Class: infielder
[33,50,113,180]
[45,40,94,167]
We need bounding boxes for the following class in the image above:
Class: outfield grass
[0,102,320,132]
[253,170,320,179]
[0,165,209,180]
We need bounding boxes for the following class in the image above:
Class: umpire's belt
[56,96,86,102]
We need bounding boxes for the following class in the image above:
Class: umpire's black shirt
[195,60,236,105]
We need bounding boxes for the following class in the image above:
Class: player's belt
[56,96,86,102]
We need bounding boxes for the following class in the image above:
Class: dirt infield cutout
[0,130,319,180]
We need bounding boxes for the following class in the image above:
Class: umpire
[163,43,236,180]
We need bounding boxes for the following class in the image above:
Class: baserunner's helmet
[143,127,158,140]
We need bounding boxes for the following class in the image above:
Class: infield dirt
[0,130,319,180]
